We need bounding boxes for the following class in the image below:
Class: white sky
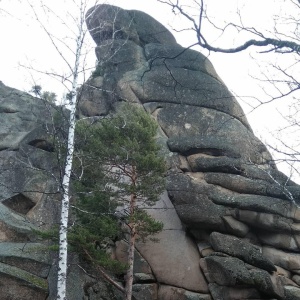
[1,0,299,180]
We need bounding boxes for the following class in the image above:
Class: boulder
[208,283,261,300]
[132,283,158,300]
[85,4,176,47]
[233,210,299,233]
[262,246,300,274]
[222,216,250,237]
[0,243,50,278]
[284,286,300,300]
[204,256,254,286]
[259,231,300,251]
[292,274,300,285]
[0,262,48,300]
[210,232,276,272]
[95,39,147,76]
[212,193,299,220]
[206,172,300,202]
[158,285,212,300]
[145,43,221,83]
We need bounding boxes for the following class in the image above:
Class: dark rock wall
[0,4,300,300]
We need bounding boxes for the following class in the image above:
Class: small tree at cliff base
[74,103,165,300]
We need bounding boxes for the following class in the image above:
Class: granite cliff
[0,4,300,300]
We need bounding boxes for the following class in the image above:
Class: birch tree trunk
[56,6,84,300]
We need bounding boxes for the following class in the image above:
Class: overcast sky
[1,0,299,180]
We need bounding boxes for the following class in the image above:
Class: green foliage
[42,91,57,103]
[31,85,42,96]
[33,226,59,241]
[75,103,166,204]
[131,209,163,242]
[69,180,123,272]
[71,188,119,240]
[72,102,166,275]
[30,85,57,103]
[68,226,126,274]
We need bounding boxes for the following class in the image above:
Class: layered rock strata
[0,4,300,300]
[82,4,300,299]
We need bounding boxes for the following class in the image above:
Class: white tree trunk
[56,10,83,300]
[56,102,76,300]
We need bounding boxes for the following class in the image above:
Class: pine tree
[74,103,165,299]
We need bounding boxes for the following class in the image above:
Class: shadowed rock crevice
[2,194,36,215]
[28,139,55,152]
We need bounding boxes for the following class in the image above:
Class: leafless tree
[21,1,129,299]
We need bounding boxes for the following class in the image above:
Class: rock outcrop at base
[1,4,300,300]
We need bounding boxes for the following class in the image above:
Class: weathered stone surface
[115,240,154,280]
[210,232,276,272]
[158,285,212,300]
[204,256,254,286]
[86,4,176,46]
[86,5,140,45]
[0,243,50,278]
[85,280,123,300]
[187,155,243,174]
[284,286,300,300]
[0,203,36,240]
[275,265,292,278]
[0,261,48,299]
[206,172,300,202]
[172,193,228,230]
[262,246,300,274]
[128,10,177,46]
[251,269,297,299]
[222,215,250,237]
[0,82,66,298]
[131,66,249,127]
[212,193,299,220]
[78,77,111,117]
[95,39,147,76]
[208,283,261,300]
[136,193,209,293]
[166,173,230,231]
[145,43,221,83]
[292,274,300,285]
[259,231,300,251]
[198,242,214,257]
[133,283,158,300]
[233,210,300,233]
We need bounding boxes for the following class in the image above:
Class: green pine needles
[71,103,166,292]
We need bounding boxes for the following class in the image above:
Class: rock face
[1,4,300,300]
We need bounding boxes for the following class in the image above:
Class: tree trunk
[56,105,76,300]
[56,8,83,300]
[125,166,137,300]
[124,225,136,300]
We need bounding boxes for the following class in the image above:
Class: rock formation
[1,4,300,299]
